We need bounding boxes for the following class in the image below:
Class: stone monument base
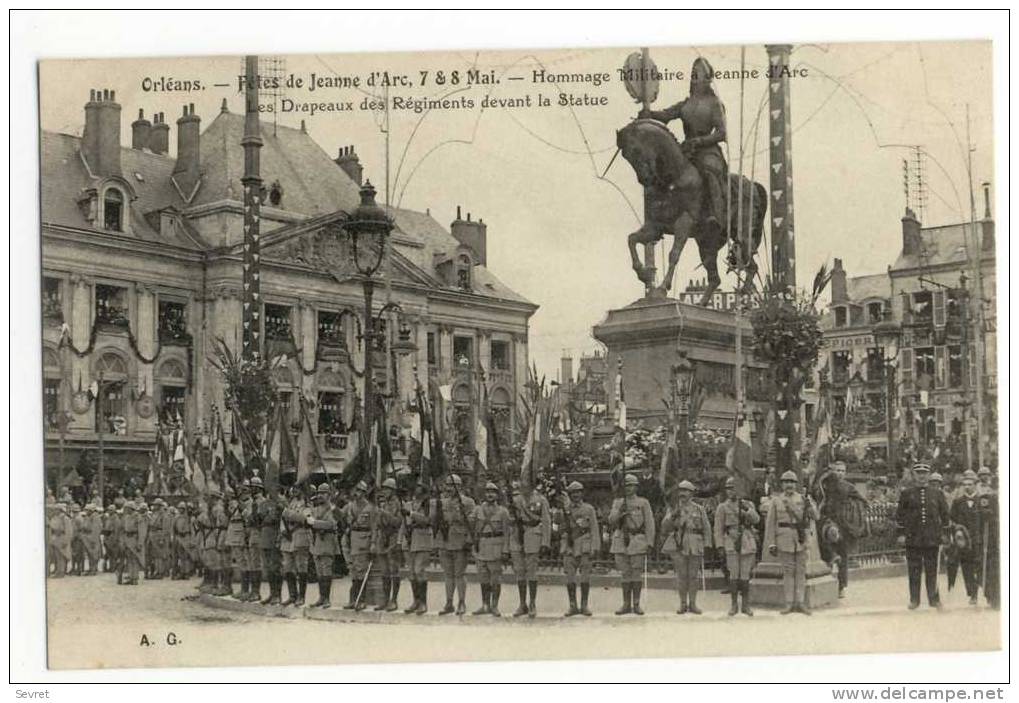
[750,558,839,608]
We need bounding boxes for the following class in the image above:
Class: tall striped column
[241,55,263,361]
[766,44,795,291]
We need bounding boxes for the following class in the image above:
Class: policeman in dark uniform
[896,462,950,609]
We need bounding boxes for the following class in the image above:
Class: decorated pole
[241,55,263,363]
[766,44,795,292]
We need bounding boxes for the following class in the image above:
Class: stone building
[41,90,536,489]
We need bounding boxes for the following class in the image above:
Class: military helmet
[930,472,944,483]
[567,481,584,492]
[152,497,165,507]
[447,474,463,487]
[962,469,978,482]
[70,503,81,512]
[780,470,799,483]
[623,474,639,486]
[354,480,369,493]
[677,480,696,493]
[484,481,499,492]
[724,476,737,489]
[912,462,931,474]
[316,483,331,494]
[381,478,398,490]
[56,502,68,513]
[978,466,992,477]
[207,487,222,498]
[123,501,136,511]
[250,476,264,488]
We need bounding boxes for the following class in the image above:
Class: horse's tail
[751,181,768,247]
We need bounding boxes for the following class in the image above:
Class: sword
[354,558,374,609]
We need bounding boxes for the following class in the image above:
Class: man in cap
[560,480,600,616]
[101,505,120,575]
[714,476,760,616]
[661,480,713,614]
[171,499,194,579]
[470,481,511,616]
[950,469,983,605]
[373,478,404,612]
[69,503,84,576]
[896,462,950,609]
[976,466,993,496]
[119,501,143,585]
[764,470,819,615]
[281,486,312,606]
[508,479,550,618]
[148,498,172,579]
[435,473,476,615]
[308,483,339,608]
[48,503,73,578]
[243,477,265,600]
[258,481,286,606]
[341,480,376,610]
[608,473,655,615]
[402,483,434,615]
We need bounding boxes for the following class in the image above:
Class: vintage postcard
[37,39,1001,672]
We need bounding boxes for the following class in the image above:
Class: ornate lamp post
[670,349,694,479]
[873,309,901,475]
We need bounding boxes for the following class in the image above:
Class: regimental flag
[657,422,676,491]
[475,416,489,471]
[519,419,535,487]
[615,364,627,431]
[188,445,206,495]
[809,393,833,476]
[144,451,159,496]
[265,406,296,494]
[726,410,754,497]
[296,395,325,486]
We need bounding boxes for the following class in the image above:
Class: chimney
[335,145,363,185]
[830,258,848,303]
[81,88,122,176]
[131,109,151,150]
[980,182,994,253]
[149,112,170,155]
[450,205,488,266]
[173,103,201,194]
[561,355,574,389]
[901,207,922,256]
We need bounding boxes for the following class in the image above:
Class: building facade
[41,90,536,491]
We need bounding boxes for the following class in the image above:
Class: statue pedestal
[749,528,839,608]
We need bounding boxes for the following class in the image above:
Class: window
[317,391,347,450]
[427,331,438,366]
[912,291,933,324]
[95,352,129,435]
[832,350,851,383]
[264,304,293,342]
[42,277,62,322]
[913,347,935,389]
[948,345,964,388]
[317,310,345,347]
[95,284,129,328]
[867,302,884,325]
[834,306,847,328]
[491,340,510,371]
[832,395,847,419]
[44,379,61,429]
[453,336,473,367]
[158,300,188,342]
[103,189,124,231]
[866,347,885,382]
[161,386,186,425]
[946,290,963,322]
[277,390,293,424]
[456,253,472,291]
[490,387,512,443]
[370,318,387,352]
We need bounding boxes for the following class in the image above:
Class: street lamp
[670,348,694,479]
[873,308,902,475]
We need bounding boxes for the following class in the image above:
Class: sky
[40,41,994,380]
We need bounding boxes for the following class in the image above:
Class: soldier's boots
[233,571,249,600]
[404,582,421,614]
[281,574,298,606]
[795,603,812,616]
[632,583,645,616]
[343,583,359,610]
[313,578,330,609]
[260,574,281,605]
[580,583,592,616]
[295,575,307,607]
[386,578,401,612]
[740,582,754,616]
[615,584,632,615]
[527,581,538,618]
[375,577,391,611]
[512,582,529,617]
[438,599,456,616]
[247,572,261,602]
[677,594,689,615]
[472,585,491,615]
[490,584,502,617]
[564,584,580,617]
[780,604,795,615]
[728,590,740,617]
[415,582,429,615]
[220,570,235,597]
[455,599,467,616]
[687,592,702,615]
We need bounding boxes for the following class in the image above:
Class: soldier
[560,481,600,617]
[608,474,655,615]
[171,499,193,579]
[950,469,983,605]
[471,482,511,617]
[661,480,713,614]
[244,477,265,601]
[225,484,249,599]
[977,488,999,610]
[48,503,73,578]
[402,483,434,615]
[896,462,950,610]
[976,466,993,496]
[435,474,475,616]
[713,476,760,616]
[508,480,550,618]
[81,504,104,575]
[308,483,339,608]
[69,503,84,576]
[211,490,231,595]
[148,498,171,579]
[281,487,311,606]
[374,478,404,612]
[102,505,119,575]
[342,481,376,610]
[764,470,820,615]
[137,501,151,579]
[119,501,143,585]
[258,485,286,606]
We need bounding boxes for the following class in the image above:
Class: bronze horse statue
[617,119,767,304]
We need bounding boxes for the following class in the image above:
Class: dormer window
[834,306,847,328]
[103,188,124,231]
[867,302,884,325]
[456,253,473,291]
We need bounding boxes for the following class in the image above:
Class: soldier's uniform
[402,487,434,615]
[102,506,119,575]
[258,491,285,605]
[80,504,104,575]
[148,499,171,579]
[508,484,551,618]
[608,474,656,615]
[225,488,249,599]
[281,491,311,606]
[764,471,819,614]
[308,484,339,608]
[950,471,983,604]
[171,503,193,579]
[896,462,949,609]
[435,474,476,616]
[342,482,376,610]
[470,482,511,617]
[244,478,265,601]
[119,502,143,585]
[976,466,994,496]
[47,503,73,578]
[373,478,404,612]
[69,503,84,576]
[713,477,760,616]
[137,503,151,578]
[661,481,713,614]
[212,493,231,595]
[560,481,600,617]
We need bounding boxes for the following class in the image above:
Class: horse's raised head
[617,120,659,187]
